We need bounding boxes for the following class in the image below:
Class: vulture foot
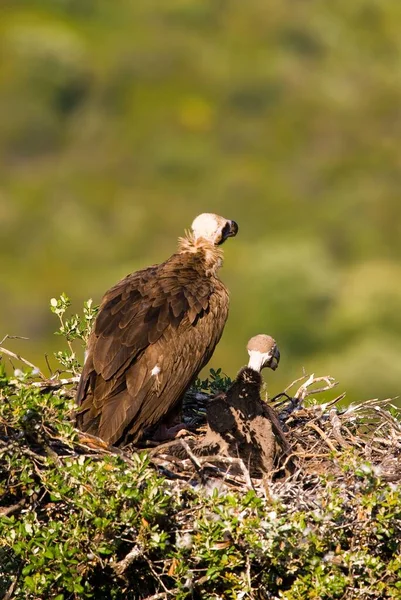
[151,422,197,442]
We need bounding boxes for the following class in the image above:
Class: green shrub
[1,298,401,599]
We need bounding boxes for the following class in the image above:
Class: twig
[76,431,114,451]
[29,376,80,389]
[307,422,338,453]
[150,453,186,468]
[0,334,29,345]
[113,543,145,575]
[144,557,178,597]
[2,572,20,600]
[284,374,308,394]
[341,425,364,447]
[74,433,141,469]
[325,392,346,408]
[150,462,191,482]
[294,375,337,402]
[270,392,294,407]
[329,409,350,449]
[0,498,27,517]
[44,353,54,377]
[198,455,254,490]
[371,437,401,448]
[246,554,252,595]
[0,346,45,379]
[292,452,331,459]
[185,459,251,489]
[180,440,204,473]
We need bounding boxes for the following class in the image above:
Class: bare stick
[113,543,145,575]
[44,353,54,377]
[180,439,203,470]
[307,422,338,453]
[144,557,178,598]
[3,573,20,600]
[325,392,346,408]
[292,452,332,459]
[341,425,364,447]
[246,554,252,595]
[284,374,308,394]
[0,346,45,379]
[0,498,27,517]
[28,376,80,389]
[198,455,254,490]
[0,334,29,345]
[329,409,350,449]
[294,375,337,403]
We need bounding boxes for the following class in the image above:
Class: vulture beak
[218,220,239,244]
[268,346,280,371]
[227,220,239,238]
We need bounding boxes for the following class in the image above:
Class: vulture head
[191,213,238,246]
[247,334,280,373]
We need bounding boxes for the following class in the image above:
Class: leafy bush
[1,298,401,599]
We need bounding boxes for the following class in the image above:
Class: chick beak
[269,346,280,371]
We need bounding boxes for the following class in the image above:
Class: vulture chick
[204,335,291,475]
[76,213,238,446]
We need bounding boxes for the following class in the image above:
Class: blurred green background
[1,0,401,403]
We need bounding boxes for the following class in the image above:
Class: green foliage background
[1,0,401,402]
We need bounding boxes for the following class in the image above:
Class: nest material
[145,374,401,489]
[2,361,401,599]
[2,335,399,488]
[1,351,400,490]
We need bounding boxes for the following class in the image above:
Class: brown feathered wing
[76,253,228,445]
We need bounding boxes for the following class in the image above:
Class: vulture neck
[178,233,224,276]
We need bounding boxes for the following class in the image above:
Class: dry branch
[113,543,145,575]
[0,345,45,379]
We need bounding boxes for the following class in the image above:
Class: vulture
[76,213,238,446]
[205,334,292,473]
[206,334,281,434]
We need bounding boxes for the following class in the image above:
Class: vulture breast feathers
[76,213,238,446]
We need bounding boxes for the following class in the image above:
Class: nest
[1,334,400,493]
[142,373,401,491]
[2,343,401,600]
[0,330,400,498]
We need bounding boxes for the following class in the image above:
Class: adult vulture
[76,213,238,446]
